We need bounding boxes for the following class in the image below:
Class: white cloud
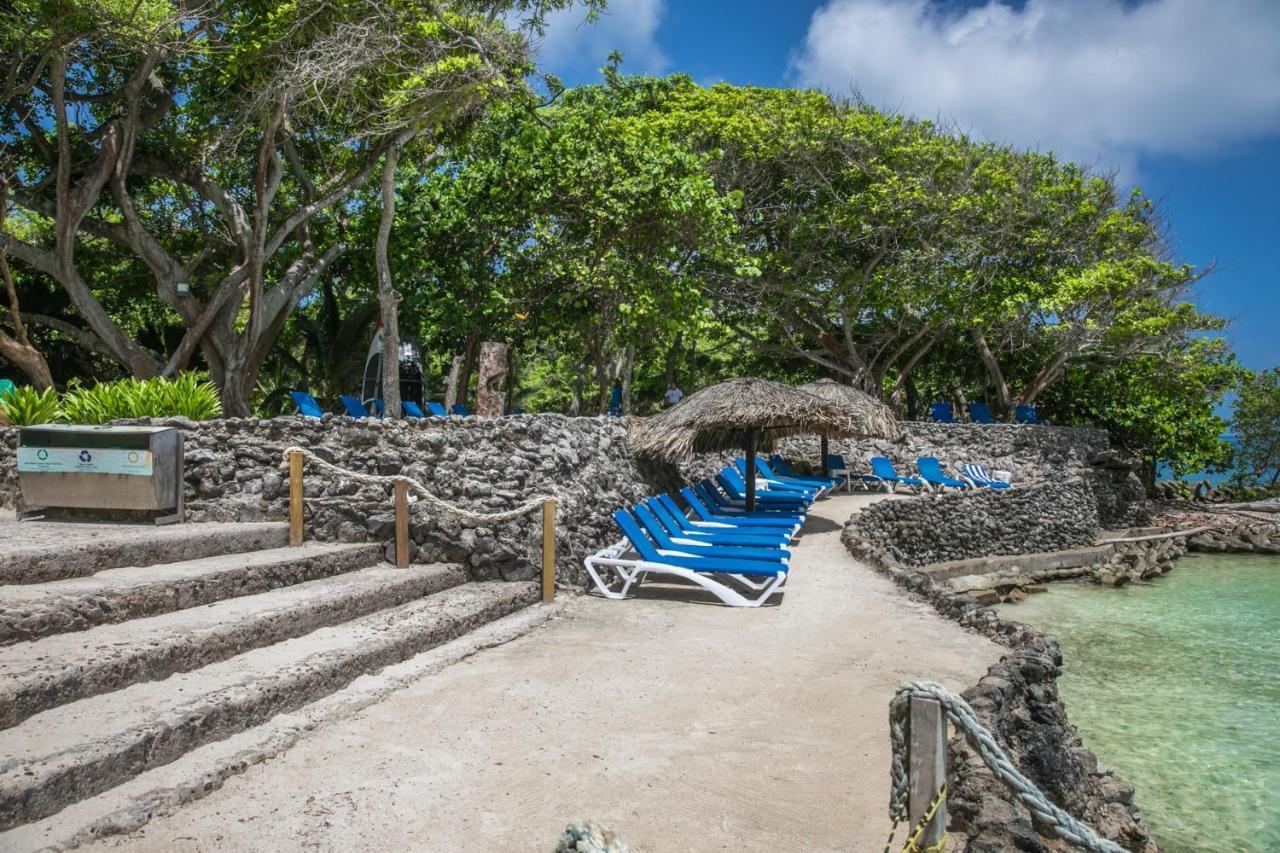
[534,0,668,78]
[790,0,1280,176]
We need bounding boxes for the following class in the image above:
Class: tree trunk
[1016,350,1072,406]
[374,148,401,418]
[0,179,54,389]
[444,354,463,409]
[569,359,585,416]
[620,343,636,414]
[456,334,479,409]
[970,327,1012,415]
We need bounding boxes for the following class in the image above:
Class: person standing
[664,381,684,407]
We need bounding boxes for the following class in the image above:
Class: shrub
[0,386,61,426]
[60,375,223,424]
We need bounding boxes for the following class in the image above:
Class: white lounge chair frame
[583,539,788,608]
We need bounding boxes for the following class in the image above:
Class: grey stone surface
[0,520,289,585]
[0,563,467,729]
[0,580,538,831]
[0,541,383,645]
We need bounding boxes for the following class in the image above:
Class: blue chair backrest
[870,456,899,480]
[340,395,370,418]
[719,468,748,496]
[613,509,661,561]
[634,504,678,549]
[646,497,684,533]
[372,398,385,418]
[827,454,847,471]
[426,401,448,417]
[450,403,470,417]
[402,401,425,418]
[289,390,325,418]
[700,479,732,505]
[659,493,689,521]
[1015,404,1037,424]
[769,455,793,474]
[969,401,995,423]
[916,456,946,479]
[755,458,780,480]
[931,402,955,423]
[508,407,526,415]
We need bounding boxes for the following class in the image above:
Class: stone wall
[844,482,1103,568]
[842,525,1158,852]
[0,416,682,586]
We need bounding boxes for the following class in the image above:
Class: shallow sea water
[997,554,1280,852]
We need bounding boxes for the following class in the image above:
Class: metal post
[745,429,757,513]
[909,696,947,848]
[541,499,556,603]
[394,480,410,568]
[288,451,304,547]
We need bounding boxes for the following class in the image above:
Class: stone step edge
[0,523,290,585]
[0,542,385,647]
[916,544,1116,581]
[0,564,467,731]
[0,599,564,853]
[0,582,541,833]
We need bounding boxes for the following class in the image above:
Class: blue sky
[534,0,1280,373]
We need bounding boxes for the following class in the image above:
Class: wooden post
[819,434,829,478]
[541,498,556,603]
[745,429,757,513]
[909,696,947,848]
[288,451,304,547]
[393,480,409,568]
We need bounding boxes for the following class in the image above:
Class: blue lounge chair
[717,469,812,509]
[678,489,803,535]
[968,401,997,424]
[646,498,792,548]
[960,464,1013,489]
[693,481,807,522]
[633,504,790,563]
[869,456,927,493]
[371,398,385,417]
[931,402,955,423]
[402,401,426,418]
[758,457,837,492]
[582,509,788,607]
[425,401,448,417]
[340,395,371,418]
[916,456,968,491]
[733,459,820,499]
[658,493,798,539]
[289,391,325,419]
[823,453,879,492]
[1015,404,1038,425]
[450,403,470,417]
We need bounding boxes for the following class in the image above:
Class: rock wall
[0,416,682,586]
[844,482,1103,568]
[842,525,1158,852]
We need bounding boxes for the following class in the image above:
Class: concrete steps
[0,541,384,645]
[0,520,544,844]
[0,521,289,585]
[0,581,538,831]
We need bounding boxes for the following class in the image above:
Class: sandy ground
[90,493,1001,853]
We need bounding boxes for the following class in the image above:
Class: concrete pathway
[89,494,1001,852]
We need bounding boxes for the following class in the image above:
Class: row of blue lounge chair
[827,454,1012,493]
[584,460,841,607]
[289,391,520,419]
[930,401,1038,425]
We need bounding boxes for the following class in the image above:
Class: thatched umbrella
[797,378,903,473]
[630,377,853,510]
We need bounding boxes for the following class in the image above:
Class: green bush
[60,375,223,424]
[0,386,60,426]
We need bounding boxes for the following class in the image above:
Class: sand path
[91,493,1000,852]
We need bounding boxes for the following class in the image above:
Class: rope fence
[280,446,558,601]
[888,681,1124,853]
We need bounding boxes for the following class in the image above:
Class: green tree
[1231,368,1280,488]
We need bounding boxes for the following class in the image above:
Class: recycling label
[17,447,154,476]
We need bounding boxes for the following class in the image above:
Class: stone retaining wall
[0,416,682,587]
[844,482,1104,568]
[841,523,1159,852]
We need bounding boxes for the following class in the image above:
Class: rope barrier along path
[889,681,1126,853]
[280,446,555,524]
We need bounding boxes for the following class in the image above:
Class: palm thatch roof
[629,377,855,462]
[797,378,904,440]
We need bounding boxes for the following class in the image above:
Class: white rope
[281,446,553,524]
[889,681,1124,853]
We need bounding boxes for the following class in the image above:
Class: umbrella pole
[745,429,757,513]
[820,434,829,477]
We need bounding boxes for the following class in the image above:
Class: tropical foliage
[1230,368,1280,488]
[1,375,221,424]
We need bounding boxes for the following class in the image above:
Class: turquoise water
[997,555,1280,852]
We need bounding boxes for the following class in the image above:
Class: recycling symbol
[79,450,93,463]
